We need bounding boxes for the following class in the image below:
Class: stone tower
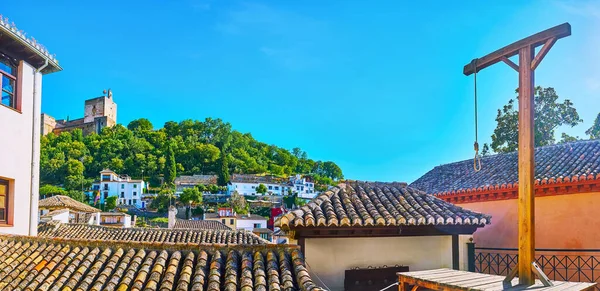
[83,89,117,135]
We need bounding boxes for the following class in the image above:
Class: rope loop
[472,58,482,172]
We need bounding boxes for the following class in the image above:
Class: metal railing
[471,246,600,289]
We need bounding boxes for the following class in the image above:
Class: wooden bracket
[503,267,518,288]
[501,56,519,72]
[532,261,554,287]
[531,37,557,70]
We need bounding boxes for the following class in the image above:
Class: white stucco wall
[236,217,267,231]
[0,61,38,235]
[304,236,454,291]
[53,211,70,223]
[229,182,290,196]
[97,180,144,208]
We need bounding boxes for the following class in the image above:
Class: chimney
[168,206,177,229]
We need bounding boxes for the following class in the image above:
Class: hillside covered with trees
[40,118,343,193]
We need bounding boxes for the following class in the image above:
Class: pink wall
[464,192,600,249]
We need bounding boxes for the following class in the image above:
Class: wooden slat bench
[397,269,596,291]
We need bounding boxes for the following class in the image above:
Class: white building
[235,213,268,231]
[290,174,317,199]
[92,169,146,209]
[227,174,317,198]
[0,18,62,235]
[39,195,100,225]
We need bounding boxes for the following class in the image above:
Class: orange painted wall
[463,192,600,249]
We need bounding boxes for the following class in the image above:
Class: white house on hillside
[227,174,317,198]
[228,174,291,196]
[0,18,62,235]
[290,174,317,199]
[92,169,146,208]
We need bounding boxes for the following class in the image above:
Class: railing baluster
[474,247,600,290]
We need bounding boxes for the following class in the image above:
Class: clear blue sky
[4,1,600,182]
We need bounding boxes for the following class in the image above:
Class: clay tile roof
[0,235,325,291]
[173,219,231,230]
[38,221,270,245]
[38,195,100,213]
[410,139,600,194]
[174,174,218,185]
[276,181,490,229]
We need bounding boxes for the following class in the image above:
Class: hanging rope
[472,59,482,172]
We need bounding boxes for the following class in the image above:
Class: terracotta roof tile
[39,195,100,213]
[0,235,324,291]
[276,181,490,229]
[410,139,600,194]
[38,221,269,245]
[173,219,231,230]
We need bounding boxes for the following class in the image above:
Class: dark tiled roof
[39,195,100,213]
[276,181,490,229]
[410,139,600,194]
[175,174,218,185]
[173,219,231,230]
[0,235,324,291]
[230,174,286,184]
[38,221,269,245]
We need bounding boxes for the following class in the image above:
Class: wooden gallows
[463,23,571,286]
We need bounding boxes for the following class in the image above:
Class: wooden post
[518,45,536,285]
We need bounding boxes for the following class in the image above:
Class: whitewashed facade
[0,18,62,235]
[227,174,318,198]
[92,169,146,208]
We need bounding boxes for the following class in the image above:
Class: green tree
[179,187,203,219]
[559,133,580,144]
[480,143,491,157]
[490,87,582,153]
[39,184,67,198]
[586,113,600,139]
[164,143,176,186]
[179,187,203,206]
[217,155,230,186]
[150,192,172,213]
[229,191,248,214]
[127,118,153,132]
[256,183,267,195]
[105,196,117,210]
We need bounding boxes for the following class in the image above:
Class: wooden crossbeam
[463,23,570,75]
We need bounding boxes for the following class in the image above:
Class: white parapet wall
[304,236,454,291]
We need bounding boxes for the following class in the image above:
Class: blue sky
[4,1,600,182]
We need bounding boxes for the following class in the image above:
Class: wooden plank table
[397,269,596,291]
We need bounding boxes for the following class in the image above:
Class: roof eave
[0,25,62,74]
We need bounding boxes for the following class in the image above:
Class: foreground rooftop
[0,234,323,290]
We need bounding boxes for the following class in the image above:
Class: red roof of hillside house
[410,139,600,203]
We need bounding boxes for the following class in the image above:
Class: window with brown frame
[0,54,17,110]
[0,179,9,223]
